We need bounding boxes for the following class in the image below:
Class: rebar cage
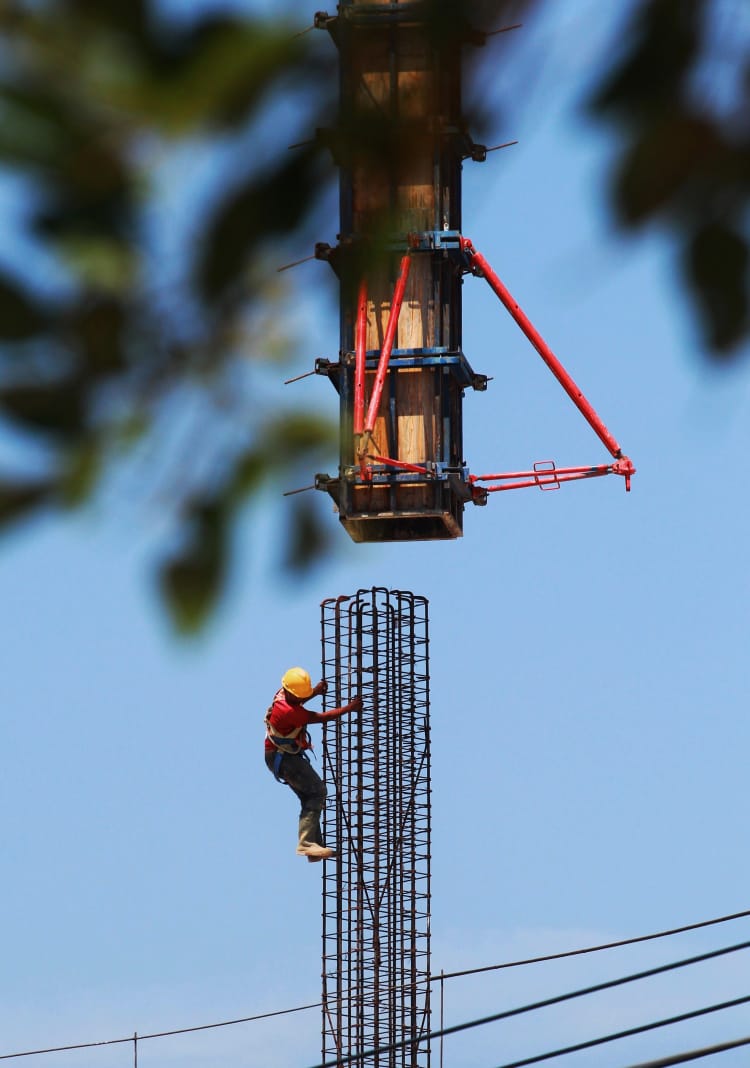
[320,588,431,1067]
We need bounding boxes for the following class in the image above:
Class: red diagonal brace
[353,278,368,440]
[367,453,430,476]
[357,254,411,460]
[461,237,633,476]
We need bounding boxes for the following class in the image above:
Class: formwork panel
[321,588,431,1067]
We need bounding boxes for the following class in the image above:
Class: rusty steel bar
[320,589,431,1068]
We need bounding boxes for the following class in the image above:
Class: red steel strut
[353,277,368,450]
[357,253,412,462]
[471,461,618,493]
[460,238,635,491]
[367,454,430,476]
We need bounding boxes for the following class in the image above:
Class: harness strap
[271,747,310,783]
[265,706,306,752]
[265,703,312,783]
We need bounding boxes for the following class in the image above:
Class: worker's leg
[266,752,333,859]
[281,755,326,845]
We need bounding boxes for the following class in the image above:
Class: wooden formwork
[316,0,486,541]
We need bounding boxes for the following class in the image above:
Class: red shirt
[264,688,319,753]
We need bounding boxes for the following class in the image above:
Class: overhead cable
[437,907,750,982]
[0,1002,319,1061]
[1,908,749,1064]
[307,939,750,1068]
[619,1033,750,1067]
[489,994,750,1068]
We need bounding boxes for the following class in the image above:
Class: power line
[620,1034,750,1067]
[490,994,750,1068]
[1,908,749,1063]
[0,1003,319,1061]
[437,907,750,982]
[307,939,750,1068]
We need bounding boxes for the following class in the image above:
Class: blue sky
[2,2,750,1067]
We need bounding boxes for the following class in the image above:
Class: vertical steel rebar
[321,589,431,1067]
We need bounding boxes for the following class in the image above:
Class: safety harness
[265,704,312,783]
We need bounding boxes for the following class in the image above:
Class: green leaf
[262,411,338,468]
[61,14,305,136]
[684,221,749,353]
[140,20,302,134]
[194,145,322,303]
[0,85,77,169]
[226,447,266,504]
[57,237,136,292]
[0,272,49,340]
[67,294,128,376]
[60,438,102,506]
[589,0,703,123]
[0,377,86,438]
[0,479,54,526]
[159,499,227,634]
[611,114,723,226]
[282,495,332,573]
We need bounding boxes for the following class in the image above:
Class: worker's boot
[296,811,334,861]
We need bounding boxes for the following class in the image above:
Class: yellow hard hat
[281,666,313,700]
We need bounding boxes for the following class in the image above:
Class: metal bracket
[341,348,487,391]
[443,125,487,162]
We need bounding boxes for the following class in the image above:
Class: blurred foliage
[0,0,510,632]
[0,0,747,630]
[588,0,750,354]
[0,0,337,631]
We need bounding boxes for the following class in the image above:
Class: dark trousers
[265,750,326,815]
[265,750,327,848]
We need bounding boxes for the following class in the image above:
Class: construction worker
[265,666,361,862]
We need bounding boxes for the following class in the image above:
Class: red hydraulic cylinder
[461,238,626,462]
[358,254,411,458]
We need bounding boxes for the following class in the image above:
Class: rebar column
[321,588,431,1067]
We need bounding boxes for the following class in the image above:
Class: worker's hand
[313,679,329,696]
[346,695,362,713]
